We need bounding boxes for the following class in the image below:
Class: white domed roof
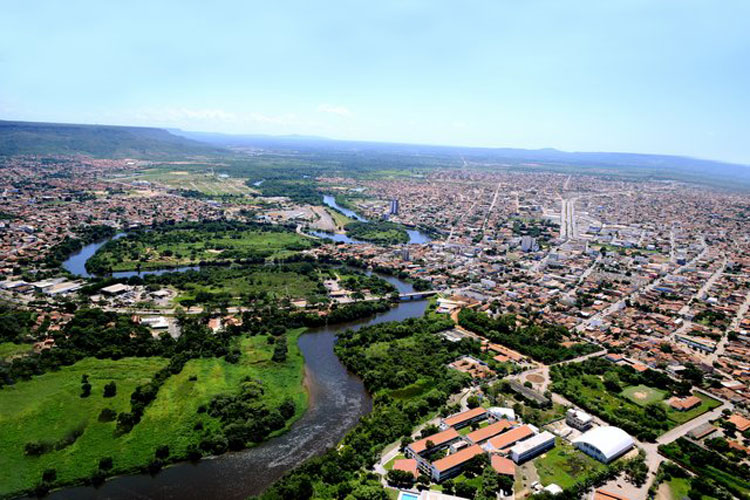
[572,426,634,461]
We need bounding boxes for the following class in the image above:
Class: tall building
[390,198,399,215]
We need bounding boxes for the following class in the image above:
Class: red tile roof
[432,444,485,472]
[409,428,460,454]
[393,458,418,478]
[487,425,534,450]
[491,455,515,476]
[443,407,487,427]
[466,420,513,444]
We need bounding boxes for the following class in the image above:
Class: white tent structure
[572,426,634,463]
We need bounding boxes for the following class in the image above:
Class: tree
[99,457,113,471]
[103,381,117,398]
[42,468,57,483]
[386,469,415,488]
[467,395,481,409]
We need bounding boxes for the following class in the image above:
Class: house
[509,431,555,463]
[728,413,750,432]
[430,444,485,482]
[566,409,594,431]
[100,283,132,295]
[667,395,702,411]
[441,407,487,430]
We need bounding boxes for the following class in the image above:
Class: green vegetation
[458,308,599,364]
[660,438,750,499]
[345,221,409,245]
[46,224,118,269]
[534,439,607,490]
[156,265,329,307]
[621,384,667,406]
[254,179,322,204]
[0,303,36,343]
[552,358,720,441]
[0,120,220,158]
[0,342,32,361]
[257,316,478,500]
[86,221,315,273]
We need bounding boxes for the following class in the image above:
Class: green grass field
[0,330,308,498]
[664,476,691,500]
[534,439,607,489]
[621,384,668,406]
[115,168,255,196]
[90,227,314,272]
[175,269,326,304]
[0,341,32,361]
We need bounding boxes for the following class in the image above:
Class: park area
[86,221,316,273]
[0,331,307,498]
[533,439,607,489]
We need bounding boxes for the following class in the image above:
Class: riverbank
[45,299,427,500]
[0,329,309,499]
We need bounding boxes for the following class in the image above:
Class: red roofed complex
[430,444,485,482]
[466,420,513,444]
[406,428,461,456]
[442,407,487,429]
[484,424,535,452]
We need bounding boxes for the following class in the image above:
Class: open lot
[534,439,607,489]
[621,384,668,406]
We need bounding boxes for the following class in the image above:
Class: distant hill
[0,120,224,158]
[173,129,750,191]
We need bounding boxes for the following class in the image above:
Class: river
[321,195,432,245]
[53,239,428,499]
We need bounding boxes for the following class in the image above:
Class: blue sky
[1,0,749,164]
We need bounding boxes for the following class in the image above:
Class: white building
[572,426,634,463]
[566,408,594,431]
[509,431,555,463]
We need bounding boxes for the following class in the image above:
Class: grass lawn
[384,452,406,471]
[534,439,607,489]
[175,269,325,304]
[666,393,721,424]
[386,379,433,401]
[90,227,313,272]
[116,168,254,196]
[325,207,354,230]
[621,384,668,406]
[0,329,308,498]
[665,476,691,500]
[0,341,32,361]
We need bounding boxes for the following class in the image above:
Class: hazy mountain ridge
[0,120,223,159]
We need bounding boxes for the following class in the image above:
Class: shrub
[103,381,117,398]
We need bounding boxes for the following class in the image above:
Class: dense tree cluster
[659,438,750,499]
[344,221,409,245]
[45,224,117,268]
[458,308,598,364]
[0,303,36,343]
[256,317,468,500]
[551,357,689,441]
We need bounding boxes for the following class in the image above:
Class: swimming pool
[398,493,420,500]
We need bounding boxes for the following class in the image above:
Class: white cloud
[317,103,351,117]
